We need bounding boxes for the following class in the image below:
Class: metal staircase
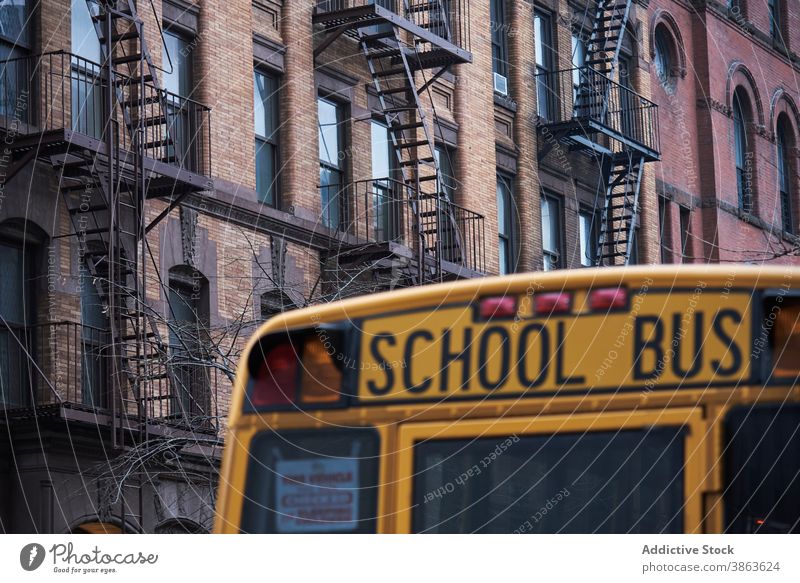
[314,0,479,285]
[536,0,659,266]
[360,25,463,282]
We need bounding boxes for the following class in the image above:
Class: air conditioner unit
[494,73,508,96]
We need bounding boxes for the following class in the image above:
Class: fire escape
[0,0,215,449]
[536,0,660,265]
[313,0,485,288]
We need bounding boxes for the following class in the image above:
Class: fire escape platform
[313,4,472,65]
[546,118,661,163]
[5,128,213,196]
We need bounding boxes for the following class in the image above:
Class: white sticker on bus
[274,458,359,532]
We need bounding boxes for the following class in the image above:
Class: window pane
[318,98,341,167]
[1,0,28,45]
[541,197,558,253]
[163,32,193,97]
[255,139,276,205]
[534,13,549,68]
[0,240,25,324]
[241,430,380,533]
[320,165,342,229]
[371,121,391,180]
[71,0,100,63]
[724,405,800,533]
[579,212,595,267]
[413,429,685,533]
[496,179,508,237]
[254,71,278,140]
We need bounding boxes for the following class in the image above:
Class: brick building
[0,0,791,534]
[650,0,800,264]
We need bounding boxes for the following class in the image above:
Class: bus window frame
[756,289,800,386]
[394,408,707,533]
[215,422,395,533]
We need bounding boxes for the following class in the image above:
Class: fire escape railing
[314,0,471,53]
[535,65,660,156]
[321,178,486,273]
[0,51,212,176]
[0,321,221,433]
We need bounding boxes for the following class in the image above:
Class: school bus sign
[357,286,753,402]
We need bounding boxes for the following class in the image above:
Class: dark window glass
[534,11,553,120]
[654,27,672,88]
[490,0,508,80]
[167,267,210,424]
[0,236,34,407]
[724,405,800,533]
[255,70,279,206]
[318,96,346,230]
[733,90,752,213]
[776,120,793,233]
[497,174,514,274]
[679,206,690,262]
[768,0,781,41]
[413,429,685,533]
[659,197,672,264]
[80,263,109,408]
[241,429,380,533]
[541,193,561,270]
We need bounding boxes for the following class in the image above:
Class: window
[412,428,685,533]
[653,27,672,88]
[0,221,42,408]
[733,89,752,213]
[254,70,280,206]
[490,0,509,87]
[724,405,800,533]
[434,144,457,202]
[71,0,103,136]
[318,96,346,230]
[497,174,515,274]
[578,209,599,267]
[0,0,31,120]
[80,255,109,409]
[371,120,396,241]
[260,289,290,320]
[540,193,561,270]
[167,266,210,424]
[571,31,586,102]
[768,0,782,42]
[659,197,672,264]
[679,206,690,262]
[534,11,553,120]
[776,118,794,233]
[163,30,195,168]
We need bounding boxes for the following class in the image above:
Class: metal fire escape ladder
[359,22,464,283]
[594,151,644,264]
[57,0,182,450]
[581,0,642,266]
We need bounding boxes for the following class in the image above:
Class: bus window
[412,428,685,533]
[240,429,379,533]
[724,404,800,533]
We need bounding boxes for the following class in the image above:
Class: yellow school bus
[214,266,800,533]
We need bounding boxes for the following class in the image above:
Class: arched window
[167,265,210,425]
[653,26,673,89]
[733,88,754,213]
[776,115,795,233]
